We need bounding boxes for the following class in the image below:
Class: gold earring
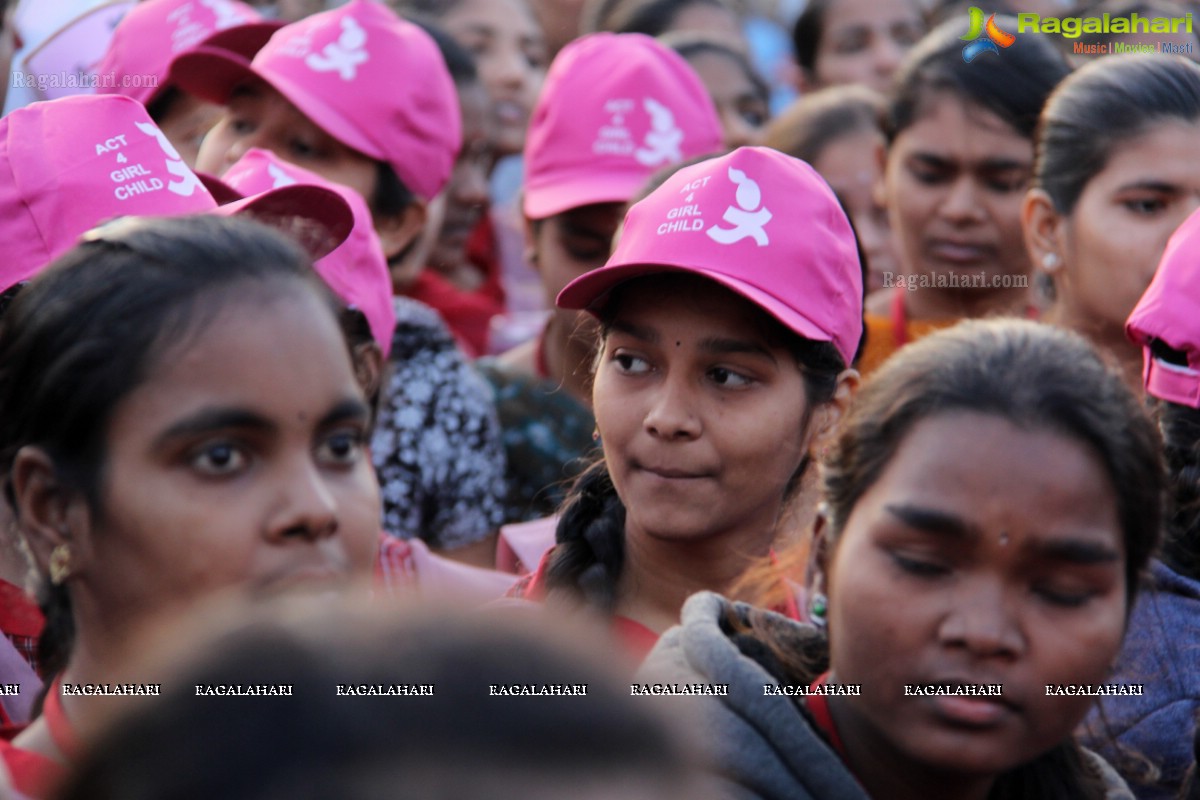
[49,543,71,586]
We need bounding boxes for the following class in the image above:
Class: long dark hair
[1034,54,1200,217]
[731,318,1164,799]
[0,215,340,681]
[886,16,1070,144]
[544,274,846,613]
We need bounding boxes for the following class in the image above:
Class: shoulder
[639,593,866,800]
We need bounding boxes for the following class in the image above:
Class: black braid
[1160,401,1200,583]
[545,461,626,614]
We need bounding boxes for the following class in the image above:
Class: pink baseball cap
[95,0,279,107]
[0,94,354,292]
[558,146,864,366]
[222,149,397,356]
[169,0,460,201]
[523,32,723,221]
[1127,206,1200,408]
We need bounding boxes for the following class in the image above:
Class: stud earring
[1042,252,1060,271]
[49,543,72,586]
[592,426,601,442]
[809,592,828,629]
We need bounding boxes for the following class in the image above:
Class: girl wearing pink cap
[858,19,1069,376]
[1080,207,1200,800]
[641,318,1160,800]
[0,216,381,798]
[482,32,724,530]
[175,2,509,566]
[513,146,861,660]
[95,0,280,167]
[1023,54,1200,394]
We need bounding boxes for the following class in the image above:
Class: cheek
[337,468,383,576]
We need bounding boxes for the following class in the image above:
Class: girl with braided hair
[512,146,862,661]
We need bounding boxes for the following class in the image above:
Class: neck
[903,283,1031,322]
[827,695,995,800]
[1046,302,1144,395]
[615,523,775,634]
[544,312,597,405]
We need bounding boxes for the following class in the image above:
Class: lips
[926,238,993,265]
[635,462,713,482]
[914,677,1020,729]
[493,100,527,126]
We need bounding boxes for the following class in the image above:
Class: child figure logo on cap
[136,122,205,197]
[199,0,249,29]
[304,16,369,81]
[707,168,772,247]
[635,98,683,167]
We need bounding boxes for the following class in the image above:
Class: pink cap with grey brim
[95,0,280,107]
[523,32,723,221]
[557,146,864,367]
[169,0,460,201]
[222,149,397,356]
[1127,206,1200,408]
[0,94,353,293]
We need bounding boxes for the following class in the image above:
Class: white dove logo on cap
[136,121,203,197]
[200,0,248,29]
[306,16,369,81]
[707,167,772,246]
[635,97,683,167]
[268,162,298,188]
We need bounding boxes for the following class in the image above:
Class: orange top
[857,312,958,377]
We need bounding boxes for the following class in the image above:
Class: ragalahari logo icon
[961,7,1016,62]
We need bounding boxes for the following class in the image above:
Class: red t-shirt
[514,548,803,662]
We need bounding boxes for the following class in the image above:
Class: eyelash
[891,553,949,578]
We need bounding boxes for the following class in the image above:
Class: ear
[806,510,832,595]
[374,200,428,262]
[872,140,889,209]
[523,214,541,274]
[1022,188,1066,278]
[351,341,385,402]
[10,446,91,580]
[807,368,860,458]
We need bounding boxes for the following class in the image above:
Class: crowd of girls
[0,0,1196,798]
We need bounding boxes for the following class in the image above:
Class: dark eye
[708,367,752,387]
[612,352,651,375]
[1122,197,1168,215]
[891,553,949,577]
[317,431,364,466]
[1034,584,1094,608]
[190,442,247,476]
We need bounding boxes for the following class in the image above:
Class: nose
[643,373,702,440]
[873,34,905,77]
[938,174,986,225]
[937,578,1024,659]
[721,109,760,149]
[490,43,529,90]
[265,457,340,544]
[452,160,490,208]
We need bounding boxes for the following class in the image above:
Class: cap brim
[557,261,834,346]
[523,170,649,220]
[216,184,354,261]
[169,46,258,106]
[200,21,285,61]
[170,47,381,171]
[197,171,243,205]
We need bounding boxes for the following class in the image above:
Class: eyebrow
[885,503,982,541]
[910,153,1030,172]
[1115,180,1181,194]
[609,321,777,362]
[886,504,1121,563]
[1031,538,1121,565]
[155,398,369,448]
